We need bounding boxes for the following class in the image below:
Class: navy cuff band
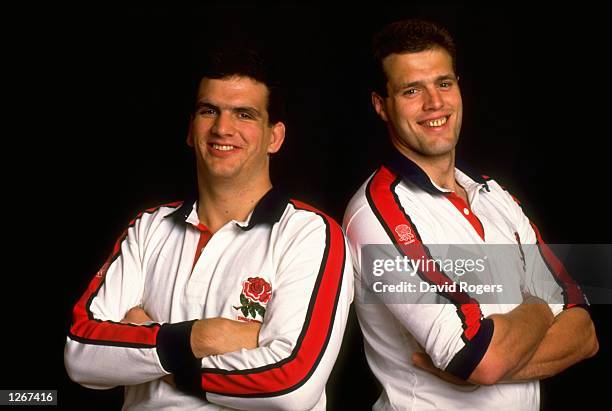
[156,320,203,396]
[445,318,494,380]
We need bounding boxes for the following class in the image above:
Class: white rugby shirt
[343,151,587,411]
[65,188,353,411]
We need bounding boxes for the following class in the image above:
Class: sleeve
[501,186,589,316]
[345,201,492,381]
[164,203,353,410]
[64,211,170,389]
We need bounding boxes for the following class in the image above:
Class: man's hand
[120,307,153,324]
[162,375,176,387]
[191,318,261,358]
[412,352,474,386]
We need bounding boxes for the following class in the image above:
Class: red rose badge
[234,277,272,321]
[242,277,272,303]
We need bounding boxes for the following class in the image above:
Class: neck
[196,173,272,233]
[396,145,458,191]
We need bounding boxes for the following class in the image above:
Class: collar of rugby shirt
[164,187,290,230]
[384,149,490,195]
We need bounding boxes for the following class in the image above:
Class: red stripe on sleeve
[200,201,345,396]
[69,201,182,347]
[69,228,160,347]
[530,222,587,307]
[367,166,484,342]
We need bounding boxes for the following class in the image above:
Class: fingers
[162,375,176,387]
[120,306,153,324]
[411,352,436,372]
[411,351,473,386]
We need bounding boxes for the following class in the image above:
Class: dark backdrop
[4,2,610,410]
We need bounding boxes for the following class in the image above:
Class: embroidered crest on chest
[395,224,416,244]
[233,277,272,323]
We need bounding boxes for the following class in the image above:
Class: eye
[439,81,452,89]
[237,111,255,120]
[402,88,418,96]
[197,108,216,116]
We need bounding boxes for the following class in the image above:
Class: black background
[3,1,610,410]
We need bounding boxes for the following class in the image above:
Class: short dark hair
[372,19,456,96]
[191,48,286,125]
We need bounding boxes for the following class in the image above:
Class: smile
[419,115,449,128]
[210,143,237,151]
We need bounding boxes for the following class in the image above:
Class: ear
[371,92,389,122]
[186,115,194,147]
[267,121,286,154]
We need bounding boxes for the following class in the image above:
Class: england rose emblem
[242,277,272,303]
[234,277,272,321]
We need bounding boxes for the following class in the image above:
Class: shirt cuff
[445,318,494,380]
[156,320,203,397]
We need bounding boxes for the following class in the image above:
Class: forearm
[469,299,554,384]
[66,306,168,388]
[504,307,598,381]
[64,334,169,388]
[190,318,261,358]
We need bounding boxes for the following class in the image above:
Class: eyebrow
[194,101,263,119]
[396,74,458,90]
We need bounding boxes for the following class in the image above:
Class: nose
[211,111,234,136]
[423,88,444,111]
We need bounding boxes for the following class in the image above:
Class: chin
[425,137,458,156]
[210,169,240,179]
[416,142,453,157]
[200,163,237,179]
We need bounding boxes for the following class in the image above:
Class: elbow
[467,350,513,386]
[588,337,599,358]
[272,384,324,411]
[468,365,505,386]
[584,321,599,359]
[64,353,99,389]
[265,366,326,411]
[64,340,117,390]
[64,342,85,385]
[219,382,323,411]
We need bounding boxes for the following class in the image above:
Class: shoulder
[281,198,342,235]
[480,175,525,209]
[126,200,186,231]
[272,199,346,264]
[343,170,400,246]
[137,200,185,220]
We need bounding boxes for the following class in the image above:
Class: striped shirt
[66,188,353,410]
[343,151,586,411]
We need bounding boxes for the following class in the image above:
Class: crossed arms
[65,208,352,410]
[120,307,260,360]
[413,298,598,386]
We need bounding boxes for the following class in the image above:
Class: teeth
[426,117,447,127]
[212,144,235,151]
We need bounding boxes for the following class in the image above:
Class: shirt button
[463,208,470,215]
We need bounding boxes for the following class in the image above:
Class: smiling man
[65,48,353,410]
[343,19,598,410]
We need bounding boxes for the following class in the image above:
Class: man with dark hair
[65,48,353,410]
[344,19,598,410]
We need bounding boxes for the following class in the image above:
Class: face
[372,47,462,160]
[188,76,285,183]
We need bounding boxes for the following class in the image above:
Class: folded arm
[122,307,262,358]
[466,295,553,384]
[504,307,598,381]
[157,211,353,411]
